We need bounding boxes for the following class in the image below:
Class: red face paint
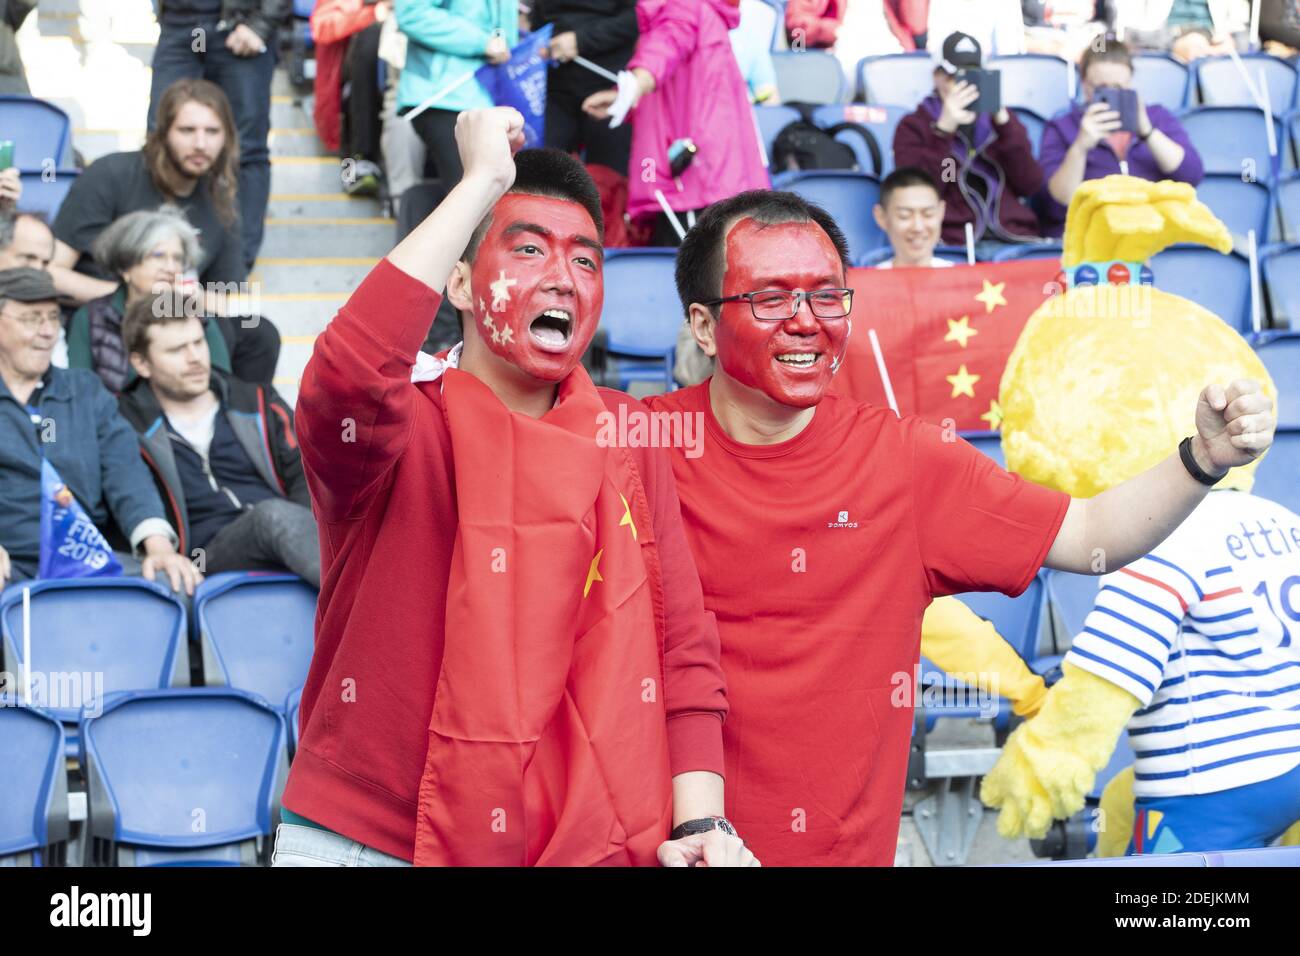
[468,194,604,381]
[712,218,850,408]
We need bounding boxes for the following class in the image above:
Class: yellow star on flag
[946,364,980,399]
[975,279,1007,313]
[583,549,604,598]
[619,493,638,541]
[944,315,978,348]
[980,399,1003,430]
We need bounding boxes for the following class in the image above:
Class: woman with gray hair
[66,205,234,393]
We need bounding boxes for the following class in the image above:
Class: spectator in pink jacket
[582,0,769,246]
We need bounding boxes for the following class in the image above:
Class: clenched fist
[1191,378,1275,476]
[455,107,528,195]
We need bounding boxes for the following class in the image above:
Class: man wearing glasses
[642,189,1276,866]
[0,267,199,592]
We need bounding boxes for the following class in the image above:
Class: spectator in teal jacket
[395,0,518,189]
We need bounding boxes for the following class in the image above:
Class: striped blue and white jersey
[1064,490,1300,798]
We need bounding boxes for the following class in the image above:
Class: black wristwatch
[670,816,738,841]
[1179,436,1226,486]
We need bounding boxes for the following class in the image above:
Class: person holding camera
[1039,39,1202,237]
[893,31,1044,251]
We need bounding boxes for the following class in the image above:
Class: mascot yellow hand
[980,663,1140,839]
[1062,176,1232,267]
[921,597,1048,718]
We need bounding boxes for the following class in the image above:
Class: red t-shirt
[644,384,1069,866]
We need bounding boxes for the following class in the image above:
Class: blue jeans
[148,19,276,272]
[271,823,411,867]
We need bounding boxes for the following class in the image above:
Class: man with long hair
[50,78,280,385]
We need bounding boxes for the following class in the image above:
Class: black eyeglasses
[701,288,854,321]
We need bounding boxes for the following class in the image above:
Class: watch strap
[1179,436,1224,486]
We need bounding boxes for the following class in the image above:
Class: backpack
[770,103,882,176]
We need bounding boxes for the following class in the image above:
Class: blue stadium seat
[858,52,934,109]
[17,171,76,220]
[1043,569,1099,649]
[771,50,845,105]
[0,95,74,171]
[781,171,885,259]
[600,248,681,391]
[990,241,1063,262]
[1275,174,1300,241]
[1251,331,1300,429]
[0,578,189,757]
[1148,244,1253,333]
[1261,241,1300,326]
[1010,107,1046,157]
[959,429,1005,467]
[193,572,317,711]
[0,700,70,866]
[1181,106,1280,179]
[1195,173,1271,244]
[1131,53,1191,110]
[751,0,786,51]
[989,54,1074,121]
[753,104,801,169]
[1194,54,1297,112]
[1251,427,1300,514]
[285,685,302,756]
[80,688,287,866]
[813,103,906,176]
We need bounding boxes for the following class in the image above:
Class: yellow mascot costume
[978,175,1300,856]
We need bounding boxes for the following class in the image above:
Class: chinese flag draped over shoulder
[833,260,1060,430]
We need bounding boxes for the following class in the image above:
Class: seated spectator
[148,0,285,268]
[894,32,1044,248]
[1,211,66,367]
[784,1,915,93]
[582,0,769,247]
[925,0,1026,57]
[1260,0,1300,56]
[730,0,782,104]
[1040,39,1203,236]
[311,0,389,197]
[0,267,198,591]
[50,78,280,385]
[1114,0,1247,60]
[395,0,516,189]
[117,298,319,587]
[1022,0,1110,61]
[534,0,637,177]
[872,166,955,267]
[66,207,234,394]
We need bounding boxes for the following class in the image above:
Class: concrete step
[270,97,313,129]
[269,156,352,194]
[259,217,395,258]
[261,294,349,339]
[252,257,380,298]
[268,126,331,158]
[266,192,382,218]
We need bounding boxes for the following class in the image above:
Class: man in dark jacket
[532,0,638,177]
[146,0,292,269]
[0,268,199,591]
[1039,38,1202,237]
[117,296,318,586]
[893,31,1044,247]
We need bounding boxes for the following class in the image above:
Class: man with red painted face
[277,107,753,868]
[643,189,1278,866]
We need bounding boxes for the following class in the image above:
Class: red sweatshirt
[282,260,728,862]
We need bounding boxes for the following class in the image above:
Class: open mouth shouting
[529,308,574,352]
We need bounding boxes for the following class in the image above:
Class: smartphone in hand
[1094,87,1140,133]
[955,68,1002,115]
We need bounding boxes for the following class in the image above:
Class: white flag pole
[404,70,478,123]
[653,190,687,241]
[868,328,899,416]
[1248,228,1262,335]
[965,221,976,265]
[1260,69,1278,160]
[572,55,619,84]
[22,585,31,705]
[1250,0,1262,51]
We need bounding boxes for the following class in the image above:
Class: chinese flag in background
[834,259,1061,431]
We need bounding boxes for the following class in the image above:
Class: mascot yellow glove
[980,662,1140,839]
[920,596,1048,718]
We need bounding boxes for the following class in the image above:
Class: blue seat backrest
[600,249,681,357]
[989,54,1074,121]
[858,52,934,109]
[1148,244,1253,333]
[0,702,66,860]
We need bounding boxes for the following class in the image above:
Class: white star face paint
[468,194,604,381]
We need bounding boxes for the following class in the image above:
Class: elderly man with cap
[0,267,200,592]
[893,31,1045,254]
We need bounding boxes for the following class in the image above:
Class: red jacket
[309,0,379,153]
[893,96,1044,244]
[282,260,727,862]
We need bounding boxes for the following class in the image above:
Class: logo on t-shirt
[828,510,859,529]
